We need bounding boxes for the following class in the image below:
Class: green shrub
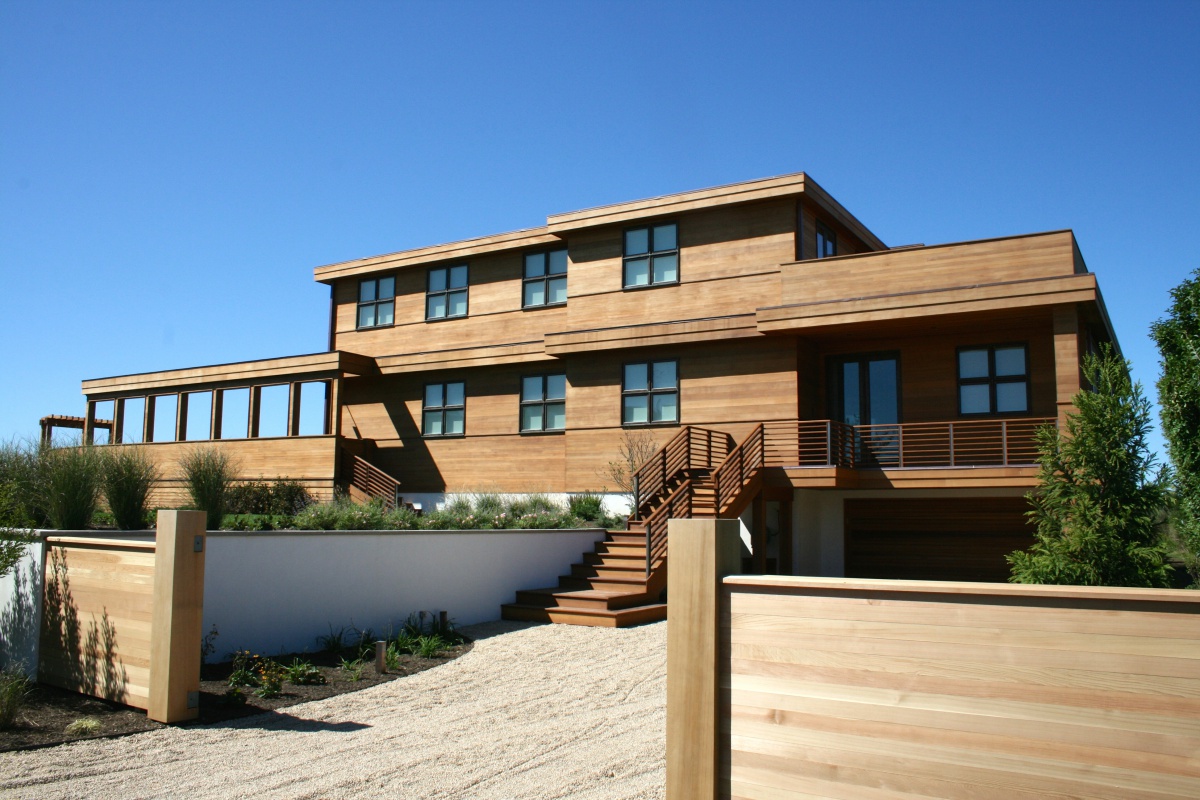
[41,445,104,530]
[227,478,314,516]
[293,497,388,530]
[64,717,100,736]
[339,656,365,681]
[270,479,314,515]
[0,667,31,729]
[415,634,450,658]
[179,447,239,529]
[472,492,505,517]
[568,492,605,523]
[101,447,159,530]
[220,513,292,531]
[284,658,325,686]
[382,505,420,530]
[0,440,41,528]
[254,659,286,698]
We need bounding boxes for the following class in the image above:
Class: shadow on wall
[0,549,41,678]
[42,548,128,702]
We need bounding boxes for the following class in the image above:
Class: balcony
[764,417,1053,470]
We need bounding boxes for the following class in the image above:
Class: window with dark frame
[815,219,837,259]
[622,360,679,426]
[356,276,395,329]
[426,264,468,320]
[623,223,678,288]
[523,249,568,308]
[423,381,465,436]
[957,345,1030,416]
[520,374,566,432]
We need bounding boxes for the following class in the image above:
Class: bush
[292,497,388,530]
[179,447,239,529]
[101,447,159,530]
[41,444,104,530]
[227,478,314,516]
[0,440,41,528]
[568,492,605,523]
[0,667,30,729]
[220,513,292,531]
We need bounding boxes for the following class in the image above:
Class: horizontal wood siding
[722,577,1200,799]
[40,541,156,709]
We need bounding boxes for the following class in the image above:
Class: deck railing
[341,450,402,509]
[769,417,1053,469]
[712,424,765,515]
[631,426,731,521]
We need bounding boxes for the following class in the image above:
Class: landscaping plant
[179,447,239,529]
[0,439,42,529]
[1008,347,1172,587]
[254,660,287,698]
[0,667,30,729]
[100,446,159,530]
[64,717,101,737]
[339,656,366,681]
[284,658,326,686]
[40,443,104,530]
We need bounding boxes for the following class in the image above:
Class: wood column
[325,378,341,436]
[1053,305,1082,425]
[82,400,97,445]
[666,518,741,800]
[248,386,261,438]
[210,390,224,440]
[111,399,125,444]
[287,382,302,437]
[148,510,207,723]
[143,396,157,443]
[174,393,189,442]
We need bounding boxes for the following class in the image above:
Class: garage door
[844,497,1034,583]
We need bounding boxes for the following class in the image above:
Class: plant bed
[0,639,472,752]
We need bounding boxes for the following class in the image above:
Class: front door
[832,354,900,465]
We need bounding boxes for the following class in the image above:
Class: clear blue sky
[2,1,1197,457]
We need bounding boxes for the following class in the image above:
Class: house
[59,173,1115,625]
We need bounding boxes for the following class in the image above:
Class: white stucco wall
[0,538,44,679]
[202,528,606,656]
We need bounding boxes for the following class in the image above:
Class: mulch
[0,641,472,753]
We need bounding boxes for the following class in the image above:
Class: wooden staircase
[501,425,766,627]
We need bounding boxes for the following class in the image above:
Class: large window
[622,360,678,426]
[357,276,395,329]
[958,345,1029,415]
[520,374,566,432]
[423,381,465,436]
[815,219,837,258]
[523,249,568,308]
[426,265,468,320]
[623,223,678,288]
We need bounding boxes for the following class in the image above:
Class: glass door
[832,354,900,466]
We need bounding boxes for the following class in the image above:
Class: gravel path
[0,621,667,800]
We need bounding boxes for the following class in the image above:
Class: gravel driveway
[0,620,667,800]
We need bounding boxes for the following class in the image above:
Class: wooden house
[63,173,1115,625]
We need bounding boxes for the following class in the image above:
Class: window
[357,276,395,329]
[623,223,678,288]
[520,374,566,432]
[423,381,465,436]
[815,219,837,258]
[958,345,1029,415]
[426,265,468,320]
[523,249,568,308]
[622,360,679,426]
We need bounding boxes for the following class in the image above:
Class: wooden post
[248,386,261,438]
[148,510,207,723]
[144,395,157,443]
[666,518,741,800]
[112,398,125,444]
[83,400,97,445]
[287,382,302,436]
[175,393,189,442]
[211,389,224,440]
[1053,305,1081,426]
[325,378,341,436]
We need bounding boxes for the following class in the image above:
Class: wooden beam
[287,382,302,437]
[1053,304,1081,424]
[175,393,188,442]
[248,386,261,439]
[325,379,340,436]
[83,401,96,445]
[666,518,741,800]
[148,510,206,723]
[144,396,156,443]
[112,398,125,444]
[211,389,224,440]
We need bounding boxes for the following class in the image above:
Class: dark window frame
[956,343,1031,417]
[356,275,396,330]
[815,219,837,259]
[522,248,569,309]
[519,373,567,434]
[622,221,680,290]
[827,351,904,425]
[422,380,466,437]
[425,264,469,321]
[621,358,681,427]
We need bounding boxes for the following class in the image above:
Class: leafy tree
[1008,346,1172,587]
[1151,269,1200,585]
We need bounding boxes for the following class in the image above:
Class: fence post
[148,510,207,724]
[666,518,741,800]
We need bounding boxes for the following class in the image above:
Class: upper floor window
[423,381,465,436]
[523,249,568,308]
[958,345,1029,416]
[816,219,837,258]
[520,374,566,432]
[357,276,395,329]
[623,223,678,288]
[427,265,468,320]
[623,360,678,426]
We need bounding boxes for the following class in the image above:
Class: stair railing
[630,426,731,521]
[341,449,402,510]
[711,423,766,515]
[641,478,694,577]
